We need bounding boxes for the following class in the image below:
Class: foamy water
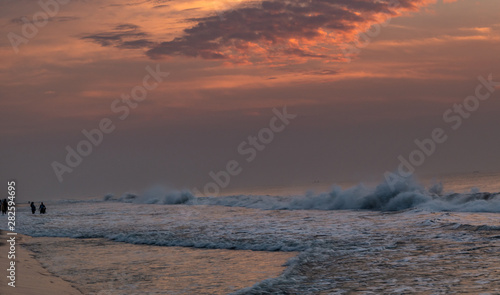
[2,174,500,294]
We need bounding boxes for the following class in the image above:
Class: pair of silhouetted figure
[30,202,46,214]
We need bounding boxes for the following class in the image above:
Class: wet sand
[0,230,82,295]
[21,236,297,294]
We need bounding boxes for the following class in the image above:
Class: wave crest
[104,178,500,212]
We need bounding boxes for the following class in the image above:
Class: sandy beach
[0,230,82,295]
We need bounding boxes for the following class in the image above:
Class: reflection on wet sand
[23,237,296,295]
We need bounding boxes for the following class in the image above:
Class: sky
[1,0,499,200]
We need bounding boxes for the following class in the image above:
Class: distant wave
[104,186,195,205]
[104,178,500,213]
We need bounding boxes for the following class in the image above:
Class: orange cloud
[144,0,438,64]
[77,0,439,65]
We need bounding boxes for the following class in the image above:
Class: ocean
[2,172,500,294]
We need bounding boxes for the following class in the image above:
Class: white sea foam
[107,177,500,212]
[4,175,499,294]
[3,195,500,294]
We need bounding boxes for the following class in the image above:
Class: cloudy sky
[1,0,499,200]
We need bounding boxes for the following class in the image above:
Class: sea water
[2,172,500,294]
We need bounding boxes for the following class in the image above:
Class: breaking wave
[104,186,195,205]
[104,178,500,213]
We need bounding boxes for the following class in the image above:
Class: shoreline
[14,234,297,294]
[0,230,82,294]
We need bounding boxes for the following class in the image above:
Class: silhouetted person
[39,202,46,214]
[30,202,36,214]
[1,199,7,215]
